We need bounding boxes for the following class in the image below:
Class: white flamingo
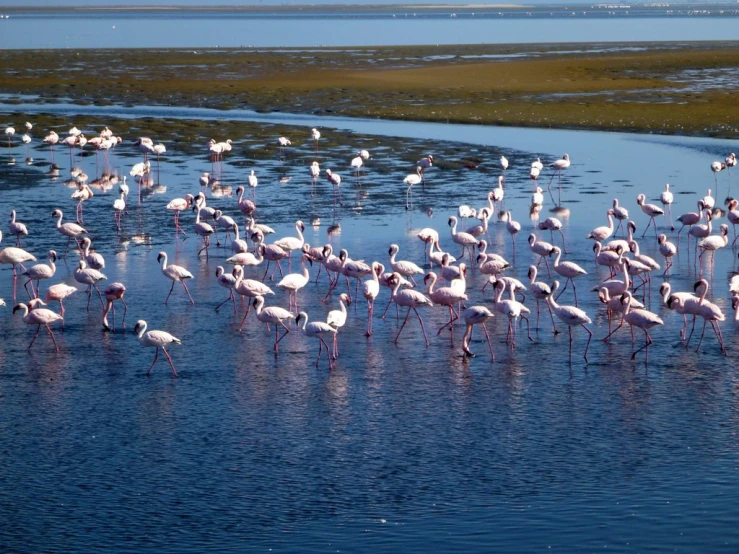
[388,272,433,346]
[277,253,311,312]
[550,246,587,305]
[253,295,294,354]
[157,251,194,305]
[547,280,593,363]
[448,216,478,261]
[363,262,382,336]
[22,249,57,299]
[660,183,674,230]
[272,220,305,271]
[636,193,665,238]
[548,153,570,204]
[296,311,338,370]
[73,259,107,311]
[133,320,181,377]
[403,166,422,209]
[460,305,495,360]
[327,293,351,359]
[165,193,194,236]
[424,271,468,341]
[9,210,28,246]
[13,302,63,352]
[52,209,87,256]
[80,237,105,270]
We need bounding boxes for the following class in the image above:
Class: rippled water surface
[0,104,738,552]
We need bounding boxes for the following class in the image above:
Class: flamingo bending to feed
[296,311,338,370]
[157,251,194,305]
[134,320,181,377]
[253,295,294,354]
[13,302,63,352]
[102,282,127,331]
[547,281,593,363]
[460,305,495,361]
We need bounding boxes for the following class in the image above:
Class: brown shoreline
[0,42,737,138]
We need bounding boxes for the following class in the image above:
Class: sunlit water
[0,102,739,552]
[0,8,738,48]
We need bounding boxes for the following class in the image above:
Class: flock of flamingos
[1,122,738,375]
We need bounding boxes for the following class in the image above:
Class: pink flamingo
[157,251,194,305]
[165,193,194,236]
[547,281,592,363]
[102,282,127,331]
[253,295,294,354]
[363,262,382,336]
[296,311,337,370]
[460,305,495,360]
[424,271,468,342]
[44,283,77,324]
[233,266,275,331]
[388,272,434,347]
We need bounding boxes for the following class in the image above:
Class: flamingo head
[423,272,435,286]
[51,209,61,218]
[12,303,27,315]
[157,252,165,263]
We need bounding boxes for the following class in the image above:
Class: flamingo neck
[136,322,147,339]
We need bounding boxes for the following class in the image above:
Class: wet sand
[0,42,737,137]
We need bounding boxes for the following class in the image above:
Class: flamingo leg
[215,291,234,312]
[165,280,175,304]
[181,280,195,305]
[414,307,430,347]
[366,300,374,337]
[28,324,41,350]
[94,284,105,309]
[631,329,653,361]
[147,348,160,376]
[395,307,412,344]
[238,302,252,332]
[582,324,593,362]
[161,346,178,376]
[481,322,495,362]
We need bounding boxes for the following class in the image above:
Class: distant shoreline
[3,2,739,14]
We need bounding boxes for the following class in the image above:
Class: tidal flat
[0,41,737,137]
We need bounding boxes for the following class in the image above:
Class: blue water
[0,7,738,48]
[1,101,739,551]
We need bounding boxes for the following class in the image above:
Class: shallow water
[1,8,738,49]
[0,107,738,552]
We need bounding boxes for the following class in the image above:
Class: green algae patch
[0,43,737,137]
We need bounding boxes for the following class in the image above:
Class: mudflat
[1,42,737,137]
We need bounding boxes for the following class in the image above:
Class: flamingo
[491,279,531,348]
[43,130,59,162]
[460,305,495,360]
[548,153,570,204]
[593,242,623,277]
[417,227,439,264]
[363,262,382,336]
[22,249,57,299]
[537,217,567,252]
[311,128,320,150]
[388,243,424,286]
[491,176,505,212]
[697,223,729,266]
[527,265,557,333]
[9,210,28,246]
[133,320,181,377]
[272,220,305,271]
[676,201,705,245]
[424,271,468,341]
[253,295,294,354]
[429,240,456,268]
[702,188,716,212]
[636,193,665,238]
[660,281,699,340]
[165,193,194,236]
[333,249,372,302]
[388,272,434,346]
[215,266,239,312]
[657,234,677,275]
[688,211,713,255]
[586,209,615,242]
[448,216,478,261]
[417,154,433,183]
[247,170,258,200]
[102,282,127,331]
[152,143,166,181]
[597,286,644,337]
[80,237,105,270]
[0,239,37,298]
[327,293,351,359]
[112,186,127,231]
[13,302,63,352]
[499,155,508,171]
[277,136,291,155]
[711,160,726,198]
[234,186,256,217]
[192,204,215,259]
[73,259,106,311]
[226,242,263,268]
[4,126,14,147]
[403,166,422,210]
[547,281,592,362]
[550,246,587,305]
[277,253,311,312]
[732,297,739,332]
[51,209,87,257]
[157,251,194,305]
[609,291,664,361]
[612,198,629,235]
[660,183,674,230]
[325,169,342,206]
[506,210,521,250]
[233,266,275,331]
[44,283,77,326]
[296,311,338,370]
[682,279,726,353]
[528,233,555,276]
[350,152,364,177]
[309,161,320,191]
